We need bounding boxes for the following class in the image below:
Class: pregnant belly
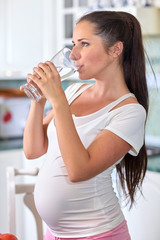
[34,155,72,227]
[34,173,71,228]
[34,170,98,231]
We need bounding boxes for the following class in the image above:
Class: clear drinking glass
[23,47,78,102]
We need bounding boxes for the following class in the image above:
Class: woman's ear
[112,41,123,58]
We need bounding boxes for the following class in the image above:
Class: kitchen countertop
[147,155,160,172]
[0,138,160,173]
[0,138,23,151]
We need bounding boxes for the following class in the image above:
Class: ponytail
[116,12,148,207]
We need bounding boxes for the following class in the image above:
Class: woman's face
[70,20,114,80]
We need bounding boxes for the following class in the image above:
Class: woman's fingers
[19,74,37,92]
[33,65,46,79]
[45,61,58,72]
[37,61,59,76]
[33,70,41,79]
[37,62,51,75]
[20,85,24,91]
[27,73,37,83]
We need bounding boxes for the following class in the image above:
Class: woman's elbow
[24,151,41,160]
[23,147,47,160]
[23,139,48,159]
[68,170,88,183]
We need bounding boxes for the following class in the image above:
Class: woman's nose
[69,47,81,61]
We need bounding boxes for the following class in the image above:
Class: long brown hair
[78,11,149,207]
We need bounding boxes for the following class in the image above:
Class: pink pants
[43,220,131,240]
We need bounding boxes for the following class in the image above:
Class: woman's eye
[71,42,89,48]
[81,42,89,47]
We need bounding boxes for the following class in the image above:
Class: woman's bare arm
[23,101,53,159]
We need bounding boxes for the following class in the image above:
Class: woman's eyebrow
[72,38,89,43]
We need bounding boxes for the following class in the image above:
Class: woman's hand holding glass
[27,61,63,104]
[20,47,78,102]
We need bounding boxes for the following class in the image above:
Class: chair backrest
[6,167,43,240]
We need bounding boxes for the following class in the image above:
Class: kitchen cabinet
[56,0,89,50]
[57,0,160,50]
[1,0,160,80]
[0,0,58,78]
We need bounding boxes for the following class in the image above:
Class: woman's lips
[77,65,83,72]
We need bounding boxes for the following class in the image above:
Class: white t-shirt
[34,83,146,238]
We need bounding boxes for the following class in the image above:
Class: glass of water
[23,47,78,102]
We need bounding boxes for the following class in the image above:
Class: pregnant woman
[21,11,148,240]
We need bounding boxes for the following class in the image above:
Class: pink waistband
[43,220,131,240]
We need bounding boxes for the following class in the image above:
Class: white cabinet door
[0,0,57,76]
[122,171,160,240]
[0,149,23,237]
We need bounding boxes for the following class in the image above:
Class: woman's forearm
[51,94,90,181]
[23,101,48,159]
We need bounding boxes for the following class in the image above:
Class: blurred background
[0,0,160,240]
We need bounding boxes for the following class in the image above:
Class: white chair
[6,167,43,240]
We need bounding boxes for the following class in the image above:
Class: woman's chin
[78,73,93,81]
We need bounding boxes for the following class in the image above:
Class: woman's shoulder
[65,82,87,94]
[64,82,91,101]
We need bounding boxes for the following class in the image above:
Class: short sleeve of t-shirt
[104,104,146,156]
